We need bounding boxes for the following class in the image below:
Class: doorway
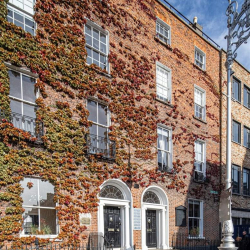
[146,210,157,248]
[104,206,121,248]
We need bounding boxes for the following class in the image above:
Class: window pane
[89,124,97,135]
[23,207,39,235]
[98,125,107,138]
[194,203,200,217]
[14,11,24,22]
[93,38,99,50]
[100,33,106,44]
[40,209,57,235]
[87,100,97,123]
[10,99,22,114]
[93,29,99,40]
[100,43,106,54]
[23,103,36,118]
[85,34,92,46]
[21,178,38,206]
[98,104,108,126]
[189,202,193,217]
[25,17,34,28]
[39,180,56,207]
[158,150,162,170]
[14,20,24,29]
[9,70,21,99]
[23,75,36,103]
[85,24,91,35]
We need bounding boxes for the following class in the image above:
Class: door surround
[98,179,133,250]
[141,186,169,250]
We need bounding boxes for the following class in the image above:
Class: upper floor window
[7,0,35,35]
[20,178,57,235]
[156,18,170,44]
[232,78,241,102]
[243,84,250,108]
[8,69,37,135]
[232,120,241,144]
[86,99,115,159]
[188,199,203,237]
[157,126,172,171]
[243,126,250,148]
[243,168,250,196]
[232,164,240,194]
[195,47,206,70]
[194,86,206,120]
[156,62,171,103]
[85,21,109,71]
[8,0,35,14]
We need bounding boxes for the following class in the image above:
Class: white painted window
[156,62,171,102]
[87,99,115,158]
[194,140,206,174]
[8,0,35,15]
[195,47,206,70]
[20,178,58,236]
[194,86,206,120]
[156,18,170,44]
[188,199,203,237]
[85,21,109,71]
[8,69,37,135]
[157,126,172,171]
[7,5,35,35]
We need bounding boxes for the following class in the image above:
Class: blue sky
[161,0,250,71]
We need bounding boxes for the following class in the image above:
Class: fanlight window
[100,185,124,199]
[143,191,160,204]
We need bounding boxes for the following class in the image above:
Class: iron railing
[172,233,220,250]
[2,233,113,250]
[0,109,44,141]
[86,134,115,160]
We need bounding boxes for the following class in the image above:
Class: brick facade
[0,0,229,248]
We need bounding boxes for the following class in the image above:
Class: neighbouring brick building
[221,50,250,236]
[0,0,223,249]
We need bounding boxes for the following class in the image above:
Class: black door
[104,206,121,247]
[146,210,157,248]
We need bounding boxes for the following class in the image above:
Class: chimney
[193,16,203,36]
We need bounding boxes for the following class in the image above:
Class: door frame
[141,186,169,250]
[98,179,133,250]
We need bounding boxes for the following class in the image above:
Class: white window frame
[7,4,36,35]
[84,20,109,73]
[8,0,35,15]
[188,199,203,238]
[194,46,206,70]
[20,177,58,238]
[157,125,173,171]
[156,17,171,45]
[7,66,38,134]
[156,61,172,103]
[194,85,206,121]
[194,140,206,175]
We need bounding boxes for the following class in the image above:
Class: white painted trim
[141,186,169,250]
[194,84,206,121]
[156,61,172,103]
[156,17,171,45]
[98,179,133,250]
[194,46,206,71]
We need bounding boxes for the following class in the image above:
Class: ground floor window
[188,199,203,237]
[20,178,57,235]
